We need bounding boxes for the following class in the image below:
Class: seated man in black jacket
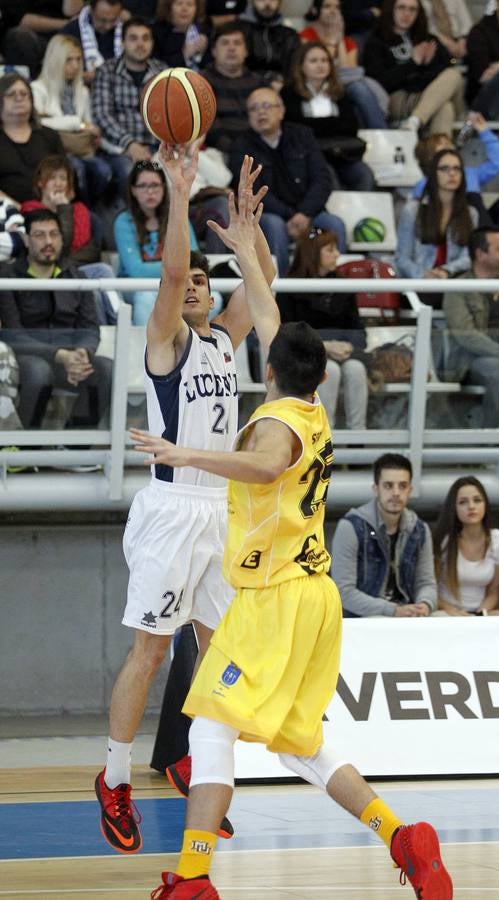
[0,209,112,429]
[229,87,346,275]
[239,0,300,89]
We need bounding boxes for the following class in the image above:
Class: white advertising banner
[234,618,499,779]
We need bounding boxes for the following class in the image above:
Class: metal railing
[1,276,498,509]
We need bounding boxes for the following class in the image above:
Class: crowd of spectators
[0,0,498,439]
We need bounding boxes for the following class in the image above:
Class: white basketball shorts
[122,479,234,635]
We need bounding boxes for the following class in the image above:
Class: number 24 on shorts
[160,589,184,618]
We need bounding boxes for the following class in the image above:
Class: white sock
[104,738,132,789]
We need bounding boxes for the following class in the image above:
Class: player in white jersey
[95,143,279,855]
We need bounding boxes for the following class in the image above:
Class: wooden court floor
[1,765,498,899]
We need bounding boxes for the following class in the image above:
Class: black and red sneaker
[166,755,234,840]
[391,822,453,899]
[95,769,142,853]
[151,872,220,899]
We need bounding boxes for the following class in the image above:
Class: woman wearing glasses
[114,160,199,325]
[395,148,478,282]
[363,0,463,135]
[279,227,369,430]
[0,74,65,205]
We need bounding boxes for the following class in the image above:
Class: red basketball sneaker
[391,822,453,899]
[94,770,142,854]
[166,755,234,840]
[151,872,220,899]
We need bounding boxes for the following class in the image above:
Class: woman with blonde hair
[434,477,499,616]
[31,34,112,204]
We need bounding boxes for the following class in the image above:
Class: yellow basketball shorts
[183,573,343,757]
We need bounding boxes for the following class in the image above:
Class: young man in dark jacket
[332,452,437,617]
[0,209,112,429]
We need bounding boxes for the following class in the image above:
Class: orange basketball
[141,68,217,145]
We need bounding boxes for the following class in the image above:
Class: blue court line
[2,788,499,861]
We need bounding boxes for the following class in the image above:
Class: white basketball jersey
[145,324,239,488]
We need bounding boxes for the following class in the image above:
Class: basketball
[141,68,217,145]
[353,217,386,242]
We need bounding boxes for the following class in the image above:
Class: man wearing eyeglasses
[229,86,347,276]
[0,208,112,429]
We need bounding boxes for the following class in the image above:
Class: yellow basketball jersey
[223,396,333,589]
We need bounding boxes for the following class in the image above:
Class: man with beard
[332,453,437,617]
[0,208,112,429]
[90,16,164,192]
[240,0,300,89]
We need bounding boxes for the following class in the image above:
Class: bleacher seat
[326,191,397,252]
[357,129,423,188]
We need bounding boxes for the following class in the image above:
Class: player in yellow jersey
[132,189,453,900]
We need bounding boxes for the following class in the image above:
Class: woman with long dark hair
[363,0,463,134]
[279,227,368,429]
[114,160,199,324]
[434,477,499,615]
[395,147,478,280]
[301,0,388,127]
[281,42,375,191]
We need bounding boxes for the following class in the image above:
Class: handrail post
[107,303,131,500]
[408,300,431,496]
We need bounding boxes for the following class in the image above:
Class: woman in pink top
[434,476,499,616]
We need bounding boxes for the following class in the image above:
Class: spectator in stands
[31,34,112,206]
[395,148,478,283]
[466,3,499,121]
[281,42,375,191]
[239,0,301,89]
[340,0,382,52]
[114,160,198,324]
[0,0,83,79]
[153,0,210,70]
[301,0,388,127]
[229,86,346,275]
[22,155,101,266]
[205,0,247,30]
[187,146,232,252]
[420,0,471,60]
[434,476,499,616]
[0,199,25,263]
[20,155,117,323]
[279,227,368,429]
[442,226,499,428]
[412,112,499,200]
[0,74,65,205]
[363,0,464,135]
[90,17,164,194]
[0,209,112,429]
[63,0,124,85]
[332,452,438,617]
[201,22,264,153]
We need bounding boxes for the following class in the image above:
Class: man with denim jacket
[331,453,437,617]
